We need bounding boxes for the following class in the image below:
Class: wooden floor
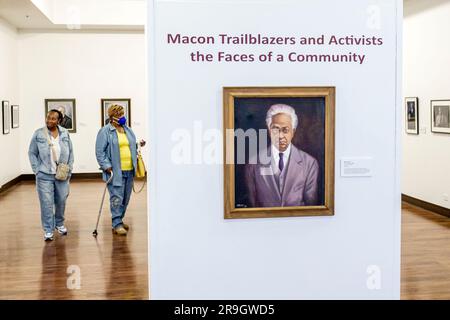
[0,181,449,299]
[401,202,450,299]
[0,180,148,300]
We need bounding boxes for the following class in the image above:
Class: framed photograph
[431,100,450,134]
[223,87,335,219]
[2,101,10,134]
[405,97,419,134]
[11,105,19,129]
[101,99,131,127]
[45,99,77,133]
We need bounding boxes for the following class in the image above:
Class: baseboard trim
[402,194,450,218]
[0,175,23,195]
[71,172,103,180]
[21,174,35,181]
[0,172,103,195]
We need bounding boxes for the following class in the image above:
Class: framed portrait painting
[223,87,335,219]
[45,99,77,133]
[11,105,19,129]
[2,101,10,135]
[431,100,450,134]
[405,97,419,134]
[101,99,131,127]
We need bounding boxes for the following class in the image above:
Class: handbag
[55,162,70,181]
[136,150,146,179]
[43,128,70,181]
[133,148,147,193]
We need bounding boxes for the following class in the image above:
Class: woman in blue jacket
[28,109,74,241]
[95,104,144,236]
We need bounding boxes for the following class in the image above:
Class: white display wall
[148,0,402,299]
[403,0,450,209]
[0,18,20,187]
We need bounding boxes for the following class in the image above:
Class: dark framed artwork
[2,101,10,135]
[431,100,450,134]
[11,105,19,129]
[223,87,335,219]
[45,99,77,133]
[101,99,131,127]
[405,97,419,134]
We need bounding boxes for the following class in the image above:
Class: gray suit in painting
[245,144,319,207]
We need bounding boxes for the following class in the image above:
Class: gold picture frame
[223,87,335,219]
[45,99,77,133]
[101,98,131,127]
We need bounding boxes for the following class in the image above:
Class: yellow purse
[133,150,147,193]
[136,151,146,179]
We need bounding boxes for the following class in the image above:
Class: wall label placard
[340,157,373,177]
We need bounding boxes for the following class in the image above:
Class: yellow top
[117,131,133,171]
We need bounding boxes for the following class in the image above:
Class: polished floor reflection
[1,180,449,299]
[0,180,148,299]
[401,202,450,300]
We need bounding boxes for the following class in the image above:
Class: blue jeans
[107,170,134,228]
[36,172,70,233]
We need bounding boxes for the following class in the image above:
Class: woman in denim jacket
[28,109,74,241]
[95,104,145,236]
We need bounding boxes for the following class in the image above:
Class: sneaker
[44,232,54,241]
[56,225,68,235]
[113,225,127,236]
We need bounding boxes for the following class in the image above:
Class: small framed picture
[405,97,419,134]
[45,99,77,133]
[2,101,10,135]
[101,99,131,127]
[11,105,19,129]
[431,100,450,134]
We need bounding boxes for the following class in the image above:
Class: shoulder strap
[43,128,59,165]
[133,178,146,194]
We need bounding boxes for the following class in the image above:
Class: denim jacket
[28,126,74,176]
[95,124,137,187]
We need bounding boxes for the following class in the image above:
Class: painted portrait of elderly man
[45,99,76,133]
[224,87,335,219]
[244,103,320,207]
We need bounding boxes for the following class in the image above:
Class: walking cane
[92,171,114,237]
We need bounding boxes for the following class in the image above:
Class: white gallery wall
[18,31,147,174]
[0,18,20,187]
[148,0,402,299]
[403,0,450,209]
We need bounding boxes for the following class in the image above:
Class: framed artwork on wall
[11,105,19,129]
[405,97,419,134]
[101,99,131,127]
[2,101,10,135]
[223,86,335,219]
[431,100,450,134]
[45,99,77,133]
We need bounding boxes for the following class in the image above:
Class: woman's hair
[108,104,124,118]
[48,109,63,122]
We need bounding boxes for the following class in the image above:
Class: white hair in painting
[265,104,298,129]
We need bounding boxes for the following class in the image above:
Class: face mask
[116,116,127,126]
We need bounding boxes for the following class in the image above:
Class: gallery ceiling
[2,1,449,31]
[0,0,145,31]
[0,0,53,29]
